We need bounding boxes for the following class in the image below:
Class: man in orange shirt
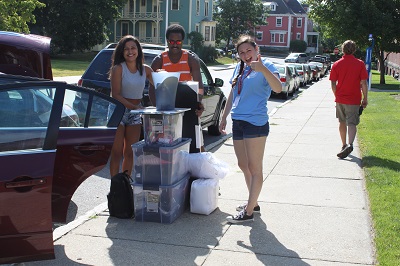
[150,24,205,153]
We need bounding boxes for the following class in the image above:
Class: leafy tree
[289,40,307,52]
[0,0,45,32]
[305,0,400,84]
[187,31,204,53]
[30,0,125,54]
[214,0,267,50]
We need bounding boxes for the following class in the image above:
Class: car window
[0,88,51,152]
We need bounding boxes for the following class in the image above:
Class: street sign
[334,48,339,54]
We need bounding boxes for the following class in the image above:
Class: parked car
[0,31,53,79]
[308,61,326,78]
[216,48,226,56]
[0,31,125,264]
[76,46,227,136]
[284,52,309,63]
[286,64,301,90]
[307,63,321,81]
[274,63,295,99]
[302,64,313,84]
[309,56,328,75]
[289,63,309,86]
[0,74,125,264]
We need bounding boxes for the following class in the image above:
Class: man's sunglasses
[167,40,182,45]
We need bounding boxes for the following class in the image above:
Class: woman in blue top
[220,35,282,223]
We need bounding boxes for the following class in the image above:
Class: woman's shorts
[120,108,142,126]
[232,119,269,140]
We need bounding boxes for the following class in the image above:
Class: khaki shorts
[336,103,360,125]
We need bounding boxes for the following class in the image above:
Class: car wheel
[207,103,224,136]
[281,88,289,99]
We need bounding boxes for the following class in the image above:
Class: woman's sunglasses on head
[167,40,182,45]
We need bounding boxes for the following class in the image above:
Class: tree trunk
[378,49,386,85]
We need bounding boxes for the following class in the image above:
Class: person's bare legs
[339,121,347,146]
[233,139,252,193]
[233,137,266,215]
[110,124,125,177]
[121,124,142,176]
[243,136,266,216]
[347,124,357,145]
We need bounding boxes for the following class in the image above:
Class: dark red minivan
[0,31,124,264]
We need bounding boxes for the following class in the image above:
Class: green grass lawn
[51,52,97,77]
[358,70,400,265]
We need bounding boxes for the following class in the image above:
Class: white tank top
[120,62,146,99]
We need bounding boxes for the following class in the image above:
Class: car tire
[207,104,224,136]
[281,88,289,100]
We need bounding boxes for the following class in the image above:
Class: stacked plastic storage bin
[131,108,191,224]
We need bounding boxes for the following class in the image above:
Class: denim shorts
[120,108,142,126]
[232,119,269,140]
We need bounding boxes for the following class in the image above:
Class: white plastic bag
[187,152,229,179]
[190,179,219,215]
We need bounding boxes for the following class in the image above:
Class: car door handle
[74,145,105,151]
[6,178,47,188]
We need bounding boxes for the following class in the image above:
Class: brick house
[380,52,400,77]
[256,0,319,53]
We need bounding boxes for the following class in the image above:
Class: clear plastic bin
[132,138,191,186]
[142,112,183,146]
[133,174,189,224]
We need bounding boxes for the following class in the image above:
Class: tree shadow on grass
[362,156,400,172]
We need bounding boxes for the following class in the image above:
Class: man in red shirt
[329,40,368,159]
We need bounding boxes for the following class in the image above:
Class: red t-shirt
[329,54,368,104]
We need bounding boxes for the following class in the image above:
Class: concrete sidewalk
[27,77,375,265]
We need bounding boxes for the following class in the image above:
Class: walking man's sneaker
[337,144,353,159]
[227,210,254,223]
[236,203,260,213]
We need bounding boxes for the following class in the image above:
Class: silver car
[284,53,309,63]
[274,64,295,99]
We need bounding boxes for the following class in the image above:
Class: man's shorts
[336,103,360,125]
[232,119,269,140]
[120,108,142,126]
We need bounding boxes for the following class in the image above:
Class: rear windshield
[0,44,52,79]
[83,50,113,82]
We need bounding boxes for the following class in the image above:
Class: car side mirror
[214,78,224,87]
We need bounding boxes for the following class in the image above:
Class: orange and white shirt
[161,50,192,82]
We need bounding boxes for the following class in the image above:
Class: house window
[205,26,210,41]
[276,17,282,27]
[270,4,276,11]
[204,1,209,17]
[196,0,200,15]
[153,0,158,12]
[211,26,215,41]
[297,18,302,27]
[195,24,199,32]
[296,32,301,40]
[256,31,263,41]
[129,0,134,13]
[141,0,146,6]
[172,0,179,10]
[121,22,129,37]
[271,33,285,43]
